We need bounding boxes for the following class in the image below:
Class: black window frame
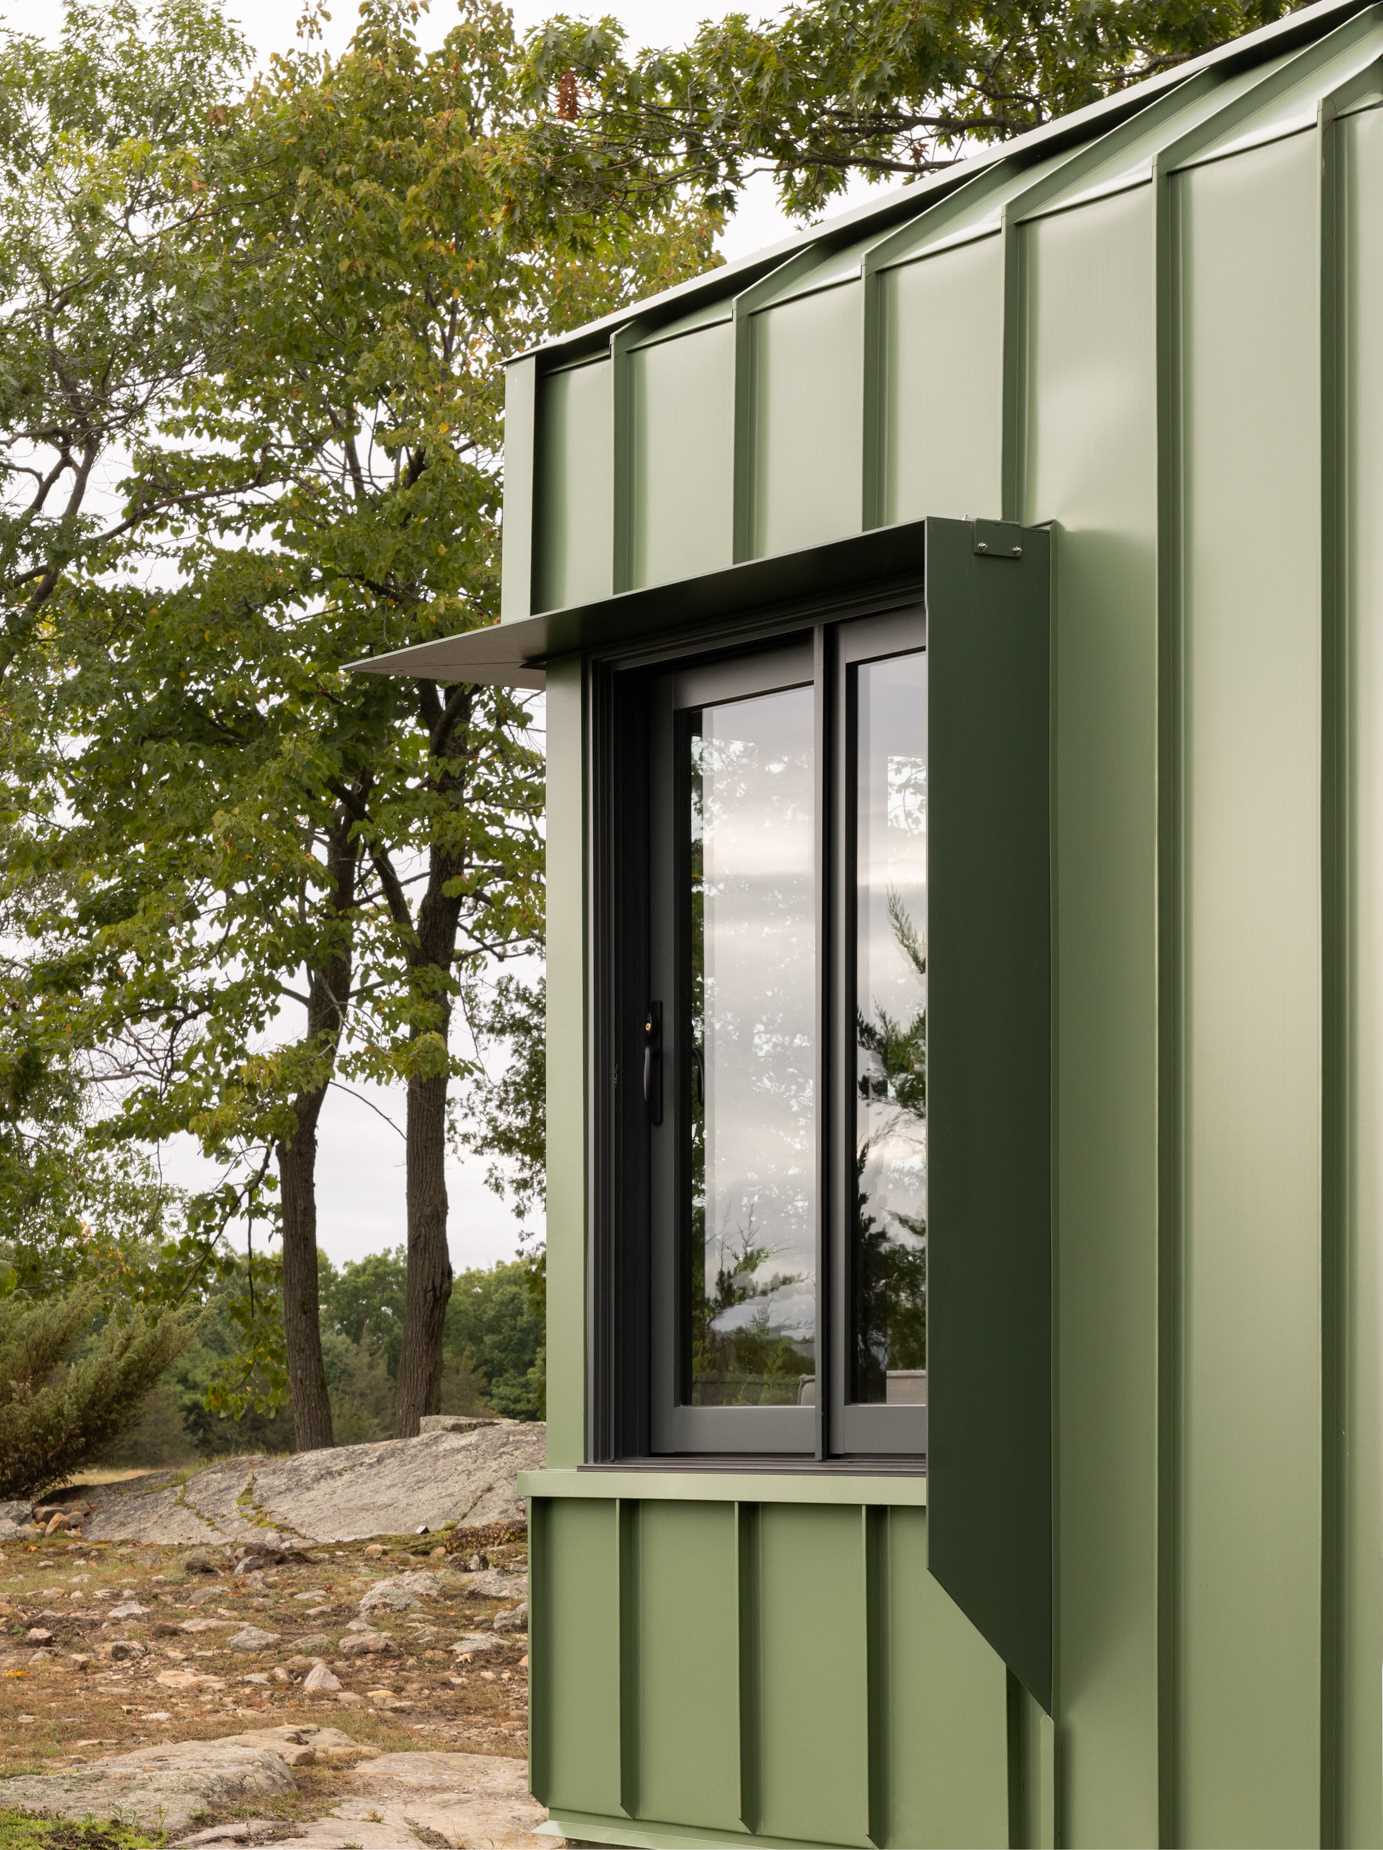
[588,586,928,1468]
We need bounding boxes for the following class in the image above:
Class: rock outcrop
[65,1421,544,1546]
[0,1727,554,1847]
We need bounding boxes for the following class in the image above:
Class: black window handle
[642,1001,663,1125]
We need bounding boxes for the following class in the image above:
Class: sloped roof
[518,0,1380,365]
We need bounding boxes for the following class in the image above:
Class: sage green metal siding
[1024,184,1161,1849]
[1341,100,1383,1850]
[516,5,1383,1843]
[1175,134,1324,1850]
[529,1495,1011,1850]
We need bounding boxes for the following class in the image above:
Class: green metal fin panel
[924,515,1053,1714]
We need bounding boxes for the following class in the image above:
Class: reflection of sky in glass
[689,686,816,1398]
[853,652,927,1404]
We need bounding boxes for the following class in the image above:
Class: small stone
[358,1570,445,1614]
[334,1688,364,1706]
[181,1551,218,1577]
[492,1601,528,1634]
[461,1567,527,1602]
[24,1628,53,1645]
[303,1661,341,1694]
[270,1665,290,1683]
[105,1638,147,1661]
[450,1633,502,1658]
[180,1617,230,1633]
[227,1626,279,1652]
[363,1543,386,1558]
[174,1822,272,1845]
[108,1600,149,1620]
[69,1653,92,1670]
[340,1629,391,1656]
[296,1633,330,1653]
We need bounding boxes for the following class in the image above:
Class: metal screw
[976,541,989,552]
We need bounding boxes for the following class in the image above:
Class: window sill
[518,1466,926,1508]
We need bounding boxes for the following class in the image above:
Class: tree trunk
[394,681,475,1438]
[272,793,364,1453]
[397,1066,454,1435]
[276,1103,335,1452]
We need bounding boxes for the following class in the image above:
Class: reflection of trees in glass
[686,710,816,1406]
[688,1211,810,1406]
[853,890,927,1401]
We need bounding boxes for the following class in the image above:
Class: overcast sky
[8,0,876,1275]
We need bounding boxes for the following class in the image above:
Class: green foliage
[0,0,716,1436]
[319,1248,408,1379]
[0,1286,190,1499]
[519,1,1308,216]
[444,1255,545,1420]
[457,974,546,1225]
[0,1815,164,1849]
[318,1246,544,1424]
[320,1328,398,1447]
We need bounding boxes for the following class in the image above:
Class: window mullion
[813,623,832,1462]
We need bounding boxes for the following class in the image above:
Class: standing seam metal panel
[523,43,1383,1849]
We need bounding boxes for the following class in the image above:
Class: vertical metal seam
[862,1505,887,1847]
[500,355,538,621]
[731,302,756,564]
[860,256,886,531]
[735,1501,760,1836]
[528,1497,550,1806]
[1000,213,1027,523]
[610,323,637,596]
[1046,518,1063,1846]
[616,1498,639,1820]
[1316,83,1348,1850]
[1152,148,1186,1850]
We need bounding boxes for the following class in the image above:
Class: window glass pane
[687,684,816,1407]
[851,651,927,1405]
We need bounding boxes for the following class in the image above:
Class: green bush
[0,1813,164,1846]
[0,1287,189,1500]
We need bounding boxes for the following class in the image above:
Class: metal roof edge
[347,519,933,685]
[507,0,1371,367]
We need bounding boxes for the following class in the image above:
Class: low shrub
[0,1287,189,1500]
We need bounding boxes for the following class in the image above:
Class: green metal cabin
[357,0,1383,1841]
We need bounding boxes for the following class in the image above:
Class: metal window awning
[347,519,931,687]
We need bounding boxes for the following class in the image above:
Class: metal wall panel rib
[1023,186,1162,1849]
[1339,100,1383,1850]
[626,323,735,591]
[1176,135,1324,1849]
[534,358,614,614]
[542,659,586,1472]
[627,1499,741,1831]
[876,237,1004,526]
[748,286,864,561]
[540,1498,622,1814]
